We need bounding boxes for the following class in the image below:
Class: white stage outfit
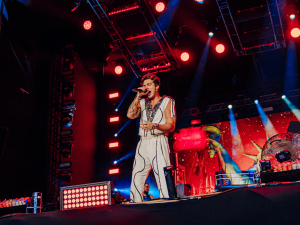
[130,96,175,202]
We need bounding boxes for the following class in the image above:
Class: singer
[127,73,176,202]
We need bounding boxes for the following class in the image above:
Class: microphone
[132,88,147,93]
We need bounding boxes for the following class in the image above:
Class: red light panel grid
[109,142,119,148]
[60,181,113,210]
[109,168,119,174]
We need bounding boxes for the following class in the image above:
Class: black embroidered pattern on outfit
[145,96,166,122]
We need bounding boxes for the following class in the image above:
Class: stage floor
[1,182,300,225]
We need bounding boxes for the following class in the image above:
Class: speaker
[0,127,8,164]
[163,166,177,198]
[176,184,191,197]
[287,121,300,133]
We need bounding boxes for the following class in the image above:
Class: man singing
[127,73,176,202]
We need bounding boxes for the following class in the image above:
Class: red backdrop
[175,111,297,195]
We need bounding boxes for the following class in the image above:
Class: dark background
[0,0,299,202]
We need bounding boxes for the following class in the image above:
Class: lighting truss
[259,93,280,103]
[289,89,300,98]
[206,103,226,113]
[181,107,201,117]
[216,0,286,56]
[86,0,181,76]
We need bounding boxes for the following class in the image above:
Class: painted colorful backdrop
[174,111,298,195]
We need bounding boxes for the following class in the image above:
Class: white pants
[130,135,171,202]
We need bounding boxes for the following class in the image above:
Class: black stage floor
[1,182,300,225]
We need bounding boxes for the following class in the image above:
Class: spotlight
[115,108,118,112]
[208,32,214,37]
[114,133,118,137]
[282,95,286,99]
[195,0,205,3]
[70,0,81,12]
[83,20,92,30]
[114,65,123,75]
[113,161,118,165]
[228,105,232,109]
[61,141,73,158]
[62,111,74,128]
[254,100,259,104]
[180,52,190,61]
[64,50,75,70]
[290,14,296,20]
[215,44,225,53]
[291,28,300,38]
[114,188,118,191]
[155,2,165,12]
[113,59,125,75]
[63,81,75,97]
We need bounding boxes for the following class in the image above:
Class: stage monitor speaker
[163,166,177,198]
[176,184,191,197]
[287,121,300,133]
[0,127,8,164]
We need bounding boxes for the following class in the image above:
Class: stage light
[114,65,123,75]
[114,133,118,137]
[282,95,286,99]
[254,100,259,104]
[228,105,232,109]
[114,188,118,191]
[180,52,189,61]
[70,0,81,12]
[115,108,118,112]
[64,50,75,70]
[109,142,119,148]
[208,32,214,37]
[291,28,300,38]
[60,181,113,210]
[63,81,75,97]
[113,161,118,165]
[110,117,119,122]
[83,20,92,30]
[155,2,165,12]
[62,111,74,128]
[61,141,73,158]
[290,14,295,20]
[59,161,72,169]
[215,44,225,53]
[109,168,119,174]
[195,0,205,3]
[109,93,119,99]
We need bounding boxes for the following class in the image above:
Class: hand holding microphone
[132,87,149,97]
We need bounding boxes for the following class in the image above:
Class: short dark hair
[140,73,161,86]
[144,183,149,186]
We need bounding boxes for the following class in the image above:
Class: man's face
[143,79,157,99]
[144,184,150,192]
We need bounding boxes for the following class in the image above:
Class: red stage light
[109,93,119,99]
[114,65,123,75]
[104,185,108,189]
[83,20,92,30]
[109,168,119,174]
[100,191,103,195]
[180,52,189,61]
[110,117,119,122]
[64,190,67,194]
[72,189,75,193]
[96,191,99,195]
[104,190,108,194]
[191,119,201,125]
[88,187,91,191]
[105,200,108,204]
[109,142,119,148]
[155,2,165,12]
[96,186,99,190]
[100,186,103,190]
[68,190,71,194]
[80,188,83,192]
[83,188,87,192]
[291,28,300,38]
[101,201,104,205]
[84,198,87,202]
[216,44,225,53]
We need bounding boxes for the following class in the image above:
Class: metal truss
[206,103,226,113]
[86,0,181,76]
[181,107,201,117]
[216,0,286,56]
[136,0,181,72]
[289,89,300,98]
[47,44,74,208]
[86,0,141,78]
[216,0,243,53]
[259,93,280,103]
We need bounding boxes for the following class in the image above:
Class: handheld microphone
[132,88,147,93]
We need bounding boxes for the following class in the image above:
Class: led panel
[60,181,113,210]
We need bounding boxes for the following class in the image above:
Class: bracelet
[135,95,141,101]
[154,123,159,129]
